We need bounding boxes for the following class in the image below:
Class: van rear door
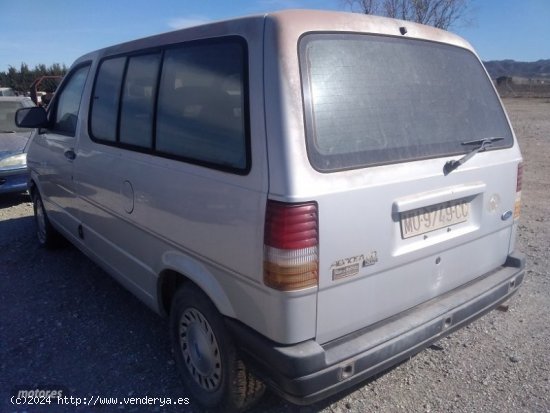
[298,33,522,343]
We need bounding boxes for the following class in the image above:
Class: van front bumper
[226,251,525,405]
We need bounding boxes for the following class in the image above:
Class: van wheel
[32,192,60,248]
[170,285,265,412]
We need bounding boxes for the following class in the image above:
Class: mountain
[483,59,550,79]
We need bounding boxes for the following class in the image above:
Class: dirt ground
[1,98,549,412]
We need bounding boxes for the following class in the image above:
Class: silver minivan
[16,9,525,411]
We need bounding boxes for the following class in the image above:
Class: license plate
[400,200,470,239]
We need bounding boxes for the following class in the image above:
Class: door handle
[64,149,76,160]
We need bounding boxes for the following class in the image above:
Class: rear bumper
[226,251,525,405]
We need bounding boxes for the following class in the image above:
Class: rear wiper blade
[443,137,504,175]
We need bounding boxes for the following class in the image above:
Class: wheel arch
[28,178,37,199]
[157,252,236,319]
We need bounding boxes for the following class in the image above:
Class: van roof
[72,9,474,67]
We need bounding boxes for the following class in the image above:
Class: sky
[1,0,549,72]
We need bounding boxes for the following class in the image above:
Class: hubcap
[179,308,222,392]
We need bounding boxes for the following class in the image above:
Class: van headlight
[0,153,27,170]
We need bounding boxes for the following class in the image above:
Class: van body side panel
[74,148,264,313]
[71,19,316,343]
[29,132,80,233]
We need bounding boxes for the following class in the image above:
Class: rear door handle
[64,149,76,161]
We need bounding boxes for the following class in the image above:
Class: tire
[170,284,265,412]
[32,191,61,248]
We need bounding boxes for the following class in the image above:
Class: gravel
[1,98,549,413]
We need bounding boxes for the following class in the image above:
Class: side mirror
[15,107,48,128]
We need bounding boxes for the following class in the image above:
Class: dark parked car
[0,96,35,194]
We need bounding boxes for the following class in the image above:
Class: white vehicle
[0,87,16,96]
[16,10,525,411]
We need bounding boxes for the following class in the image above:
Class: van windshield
[299,33,513,172]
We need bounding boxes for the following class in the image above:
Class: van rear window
[299,34,513,172]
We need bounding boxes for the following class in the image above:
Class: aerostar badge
[331,251,378,281]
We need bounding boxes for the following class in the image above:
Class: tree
[0,63,67,94]
[345,0,470,30]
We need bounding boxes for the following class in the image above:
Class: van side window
[91,57,125,142]
[156,41,248,171]
[52,65,90,136]
[119,53,161,149]
[88,37,250,174]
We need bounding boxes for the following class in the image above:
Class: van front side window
[53,65,90,136]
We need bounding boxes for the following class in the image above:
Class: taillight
[516,162,523,192]
[263,200,319,291]
[514,162,523,219]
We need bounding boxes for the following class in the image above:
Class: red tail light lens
[514,162,523,219]
[264,201,319,291]
[516,162,523,193]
